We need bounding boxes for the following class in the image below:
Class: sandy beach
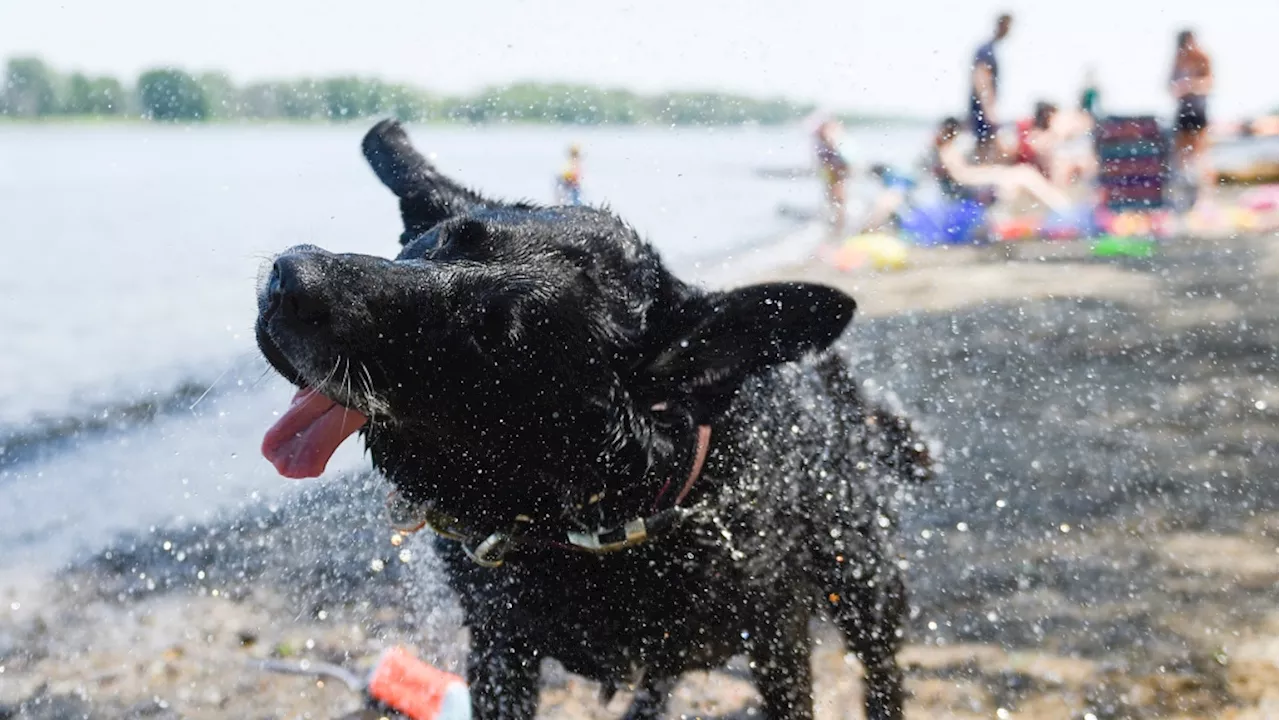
[1,229,1276,719]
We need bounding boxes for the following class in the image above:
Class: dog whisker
[188,364,234,412]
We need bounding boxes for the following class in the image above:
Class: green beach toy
[1091,235,1155,258]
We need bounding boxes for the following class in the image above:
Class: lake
[0,122,931,570]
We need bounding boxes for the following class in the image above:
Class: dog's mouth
[262,386,368,479]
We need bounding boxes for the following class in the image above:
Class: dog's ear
[645,283,855,413]
[361,119,497,245]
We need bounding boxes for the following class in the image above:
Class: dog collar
[385,423,713,567]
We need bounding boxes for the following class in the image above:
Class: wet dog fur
[255,119,933,720]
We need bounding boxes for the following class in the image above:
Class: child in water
[556,144,583,205]
[813,118,852,239]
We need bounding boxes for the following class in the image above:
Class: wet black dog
[255,119,933,720]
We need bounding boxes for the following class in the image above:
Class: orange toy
[255,645,471,719]
[368,647,469,719]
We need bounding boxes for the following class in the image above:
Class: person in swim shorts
[1170,29,1214,207]
[969,13,1012,164]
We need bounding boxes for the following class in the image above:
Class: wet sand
[1,231,1276,719]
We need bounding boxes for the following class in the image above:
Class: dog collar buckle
[463,532,512,567]
[460,515,534,567]
[566,517,649,553]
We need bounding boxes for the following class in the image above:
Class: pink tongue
[262,387,369,479]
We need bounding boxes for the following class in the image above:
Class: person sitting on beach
[555,144,584,205]
[858,164,918,233]
[1014,102,1059,177]
[814,117,853,239]
[933,116,1071,212]
[1013,102,1095,189]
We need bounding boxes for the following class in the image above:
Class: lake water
[0,122,932,570]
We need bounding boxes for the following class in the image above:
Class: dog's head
[256,120,855,535]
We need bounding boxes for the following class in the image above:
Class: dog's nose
[269,253,329,325]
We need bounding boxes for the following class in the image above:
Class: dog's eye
[560,246,594,272]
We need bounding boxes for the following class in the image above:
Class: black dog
[256,120,933,720]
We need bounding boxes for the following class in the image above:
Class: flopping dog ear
[361,119,497,245]
[645,283,855,415]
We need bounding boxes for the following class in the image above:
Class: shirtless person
[969,14,1012,164]
[1170,29,1214,206]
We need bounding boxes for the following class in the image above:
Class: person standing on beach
[1169,29,1214,206]
[556,144,584,205]
[969,13,1012,164]
[814,117,852,240]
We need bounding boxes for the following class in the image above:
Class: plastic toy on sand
[899,199,987,246]
[256,646,472,720]
[1241,185,1279,212]
[1097,209,1173,239]
[826,233,910,272]
[992,205,1096,242]
[1092,235,1155,258]
[369,647,471,720]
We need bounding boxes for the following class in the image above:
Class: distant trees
[65,73,126,115]
[137,69,208,120]
[0,55,819,127]
[2,57,60,116]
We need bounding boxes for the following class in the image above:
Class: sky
[2,0,1276,120]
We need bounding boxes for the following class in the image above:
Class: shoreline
[2,230,1277,719]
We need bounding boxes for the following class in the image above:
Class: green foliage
[3,57,60,116]
[197,72,237,119]
[138,68,209,121]
[0,55,821,126]
[65,73,127,115]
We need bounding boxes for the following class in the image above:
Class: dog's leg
[467,629,540,720]
[823,560,906,720]
[619,673,676,720]
[747,608,815,720]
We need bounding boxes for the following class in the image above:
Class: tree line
[0,57,816,126]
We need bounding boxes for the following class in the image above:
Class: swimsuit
[1172,61,1209,133]
[969,41,999,141]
